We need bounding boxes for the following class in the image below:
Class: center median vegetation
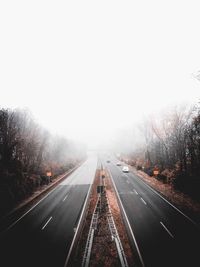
[68,163,137,267]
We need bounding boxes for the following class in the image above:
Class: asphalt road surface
[104,157,200,267]
[0,156,97,267]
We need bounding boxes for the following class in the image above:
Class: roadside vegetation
[0,108,86,218]
[118,103,200,202]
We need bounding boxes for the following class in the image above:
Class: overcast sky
[0,1,200,147]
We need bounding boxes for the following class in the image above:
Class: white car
[116,162,121,166]
[122,166,129,173]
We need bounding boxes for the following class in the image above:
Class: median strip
[67,165,136,267]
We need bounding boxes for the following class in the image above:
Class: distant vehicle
[122,166,129,173]
[107,160,110,163]
[116,162,121,166]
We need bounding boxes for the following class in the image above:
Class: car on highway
[116,162,121,166]
[122,166,129,173]
[107,160,110,163]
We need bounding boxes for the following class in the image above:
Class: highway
[104,157,200,267]
[0,156,97,267]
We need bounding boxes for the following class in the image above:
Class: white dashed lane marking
[140,197,147,205]
[63,194,69,202]
[133,189,138,195]
[42,217,52,230]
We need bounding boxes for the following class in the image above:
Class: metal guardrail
[106,197,129,267]
[107,167,145,267]
[63,162,98,267]
[81,196,100,267]
[82,185,129,267]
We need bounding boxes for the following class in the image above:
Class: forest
[0,108,86,217]
[121,103,200,201]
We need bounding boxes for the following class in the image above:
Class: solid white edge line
[63,161,97,267]
[112,161,197,226]
[140,198,147,205]
[107,168,145,267]
[160,222,174,238]
[126,168,197,226]
[2,164,82,233]
[42,216,52,230]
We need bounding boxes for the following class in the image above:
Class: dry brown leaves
[135,169,200,221]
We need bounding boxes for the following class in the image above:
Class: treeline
[0,108,86,216]
[123,104,200,200]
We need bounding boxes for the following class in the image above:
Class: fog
[1,1,200,150]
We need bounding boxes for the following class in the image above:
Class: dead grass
[70,168,137,266]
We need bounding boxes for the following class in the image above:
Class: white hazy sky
[0,1,200,148]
